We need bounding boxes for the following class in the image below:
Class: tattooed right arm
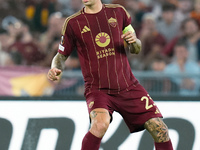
[51,53,68,70]
[47,53,68,81]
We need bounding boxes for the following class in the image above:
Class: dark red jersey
[58,4,138,94]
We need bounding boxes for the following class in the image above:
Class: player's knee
[96,121,109,133]
[90,120,110,138]
[144,118,170,142]
[89,108,110,137]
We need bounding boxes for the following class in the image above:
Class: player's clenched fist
[47,68,62,81]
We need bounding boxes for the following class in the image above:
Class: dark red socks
[81,131,102,150]
[82,132,173,150]
[155,139,173,150]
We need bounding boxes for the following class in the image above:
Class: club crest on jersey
[60,35,64,45]
[108,17,117,28]
[89,101,94,109]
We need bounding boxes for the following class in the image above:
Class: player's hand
[47,68,62,81]
[121,31,137,44]
[121,31,141,54]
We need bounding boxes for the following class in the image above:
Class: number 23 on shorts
[141,94,160,114]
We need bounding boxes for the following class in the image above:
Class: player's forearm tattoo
[129,39,141,54]
[51,53,68,70]
[144,118,170,142]
[90,111,108,119]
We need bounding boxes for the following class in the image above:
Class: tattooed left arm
[122,31,142,54]
[122,24,142,54]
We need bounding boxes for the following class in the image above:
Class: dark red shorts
[85,83,163,133]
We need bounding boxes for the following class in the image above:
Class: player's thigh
[86,91,114,116]
[117,83,163,133]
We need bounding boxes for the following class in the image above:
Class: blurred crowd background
[0,0,200,97]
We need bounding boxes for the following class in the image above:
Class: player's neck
[84,2,103,14]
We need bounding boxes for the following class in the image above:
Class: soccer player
[47,0,173,149]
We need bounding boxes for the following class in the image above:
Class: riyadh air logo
[81,26,90,33]
[95,32,111,47]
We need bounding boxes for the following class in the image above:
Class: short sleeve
[58,18,76,56]
[119,6,132,30]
